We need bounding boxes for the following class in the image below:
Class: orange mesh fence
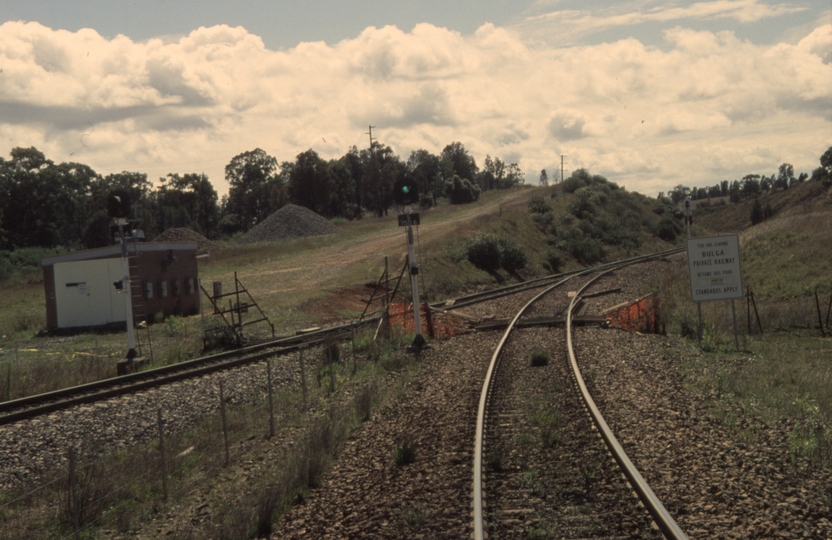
[387,302,469,340]
[605,292,662,334]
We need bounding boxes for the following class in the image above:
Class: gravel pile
[236,204,338,245]
[152,228,219,252]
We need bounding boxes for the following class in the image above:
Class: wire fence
[0,340,371,540]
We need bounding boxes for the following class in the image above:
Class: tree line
[0,142,524,251]
[660,147,832,205]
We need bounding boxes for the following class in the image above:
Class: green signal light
[402,186,410,194]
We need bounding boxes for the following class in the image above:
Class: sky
[0,0,830,197]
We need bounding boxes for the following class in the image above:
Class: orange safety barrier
[605,292,663,334]
[387,302,469,340]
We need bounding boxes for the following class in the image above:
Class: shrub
[445,175,481,204]
[528,196,551,214]
[530,350,549,367]
[545,249,564,273]
[569,237,603,264]
[498,238,527,272]
[656,215,681,241]
[531,211,555,231]
[465,234,502,271]
[393,434,418,466]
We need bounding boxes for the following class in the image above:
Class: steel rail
[1,247,685,428]
[565,270,689,539]
[472,273,581,540]
[472,248,687,540]
[0,322,366,424]
[441,246,683,312]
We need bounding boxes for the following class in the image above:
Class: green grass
[683,332,832,468]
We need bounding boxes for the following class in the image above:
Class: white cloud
[0,20,829,197]
[517,0,808,45]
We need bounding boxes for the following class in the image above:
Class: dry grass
[659,197,832,469]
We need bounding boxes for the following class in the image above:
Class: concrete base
[117,356,147,376]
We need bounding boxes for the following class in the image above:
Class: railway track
[0,248,683,428]
[473,255,688,539]
[0,323,362,426]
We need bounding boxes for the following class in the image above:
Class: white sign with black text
[687,234,744,302]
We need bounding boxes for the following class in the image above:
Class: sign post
[687,234,744,350]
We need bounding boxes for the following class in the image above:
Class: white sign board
[687,234,744,302]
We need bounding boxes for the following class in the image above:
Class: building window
[172,279,180,297]
[143,280,153,299]
[186,277,195,295]
[159,280,168,298]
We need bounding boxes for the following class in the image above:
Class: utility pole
[367,125,376,150]
[561,155,566,183]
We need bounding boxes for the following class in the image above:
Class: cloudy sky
[1,0,829,197]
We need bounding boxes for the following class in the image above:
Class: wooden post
[266,361,275,438]
[67,447,79,538]
[747,287,752,334]
[145,315,154,363]
[351,325,357,375]
[697,302,703,344]
[299,349,308,412]
[751,290,763,334]
[731,299,739,351]
[327,345,336,394]
[5,361,10,402]
[826,292,831,328]
[157,409,168,502]
[815,289,826,338]
[219,380,230,467]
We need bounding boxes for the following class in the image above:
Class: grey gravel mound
[153,227,219,251]
[237,204,338,245]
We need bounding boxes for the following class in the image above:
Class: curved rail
[472,274,576,540]
[564,270,688,540]
[441,246,683,312]
[472,248,688,540]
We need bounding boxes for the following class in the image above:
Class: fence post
[351,326,357,374]
[219,380,230,467]
[299,349,308,412]
[266,361,275,439]
[67,447,79,538]
[815,288,826,338]
[157,409,168,502]
[751,290,763,334]
[826,292,831,328]
[747,287,752,334]
[327,345,336,394]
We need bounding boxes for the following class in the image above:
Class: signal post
[394,178,427,348]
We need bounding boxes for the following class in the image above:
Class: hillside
[694,179,832,233]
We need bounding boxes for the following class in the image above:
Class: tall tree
[0,148,98,249]
[775,163,794,190]
[407,149,442,204]
[225,148,279,232]
[362,144,402,217]
[441,142,478,184]
[154,173,219,237]
[288,149,332,217]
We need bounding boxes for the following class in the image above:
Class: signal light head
[107,190,131,219]
[394,179,419,206]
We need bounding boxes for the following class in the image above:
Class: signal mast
[393,178,426,348]
[107,190,139,363]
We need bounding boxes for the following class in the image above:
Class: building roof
[41,242,198,267]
